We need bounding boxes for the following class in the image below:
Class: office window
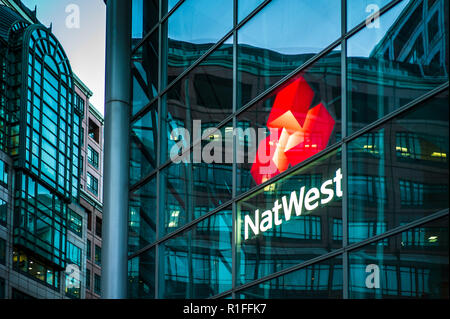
[86,210,92,231]
[86,268,91,290]
[66,241,82,267]
[86,172,98,195]
[0,277,4,299]
[0,238,5,265]
[86,239,91,260]
[94,245,101,266]
[0,160,7,187]
[95,216,102,238]
[0,199,6,227]
[87,145,99,169]
[94,273,101,295]
[68,210,82,237]
[88,119,100,143]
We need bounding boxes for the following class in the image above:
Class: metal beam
[102,0,131,299]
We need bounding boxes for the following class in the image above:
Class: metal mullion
[341,0,348,300]
[231,0,238,300]
[154,0,163,298]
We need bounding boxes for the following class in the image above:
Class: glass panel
[132,0,158,48]
[160,149,232,237]
[164,0,233,87]
[130,103,158,185]
[347,0,393,31]
[163,38,233,163]
[239,255,343,298]
[158,208,232,298]
[237,150,342,285]
[348,92,449,243]
[128,249,156,298]
[132,31,159,116]
[237,50,342,194]
[129,176,157,254]
[349,216,449,298]
[238,0,265,23]
[347,0,449,134]
[237,0,341,108]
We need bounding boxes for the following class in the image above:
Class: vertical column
[102,0,131,299]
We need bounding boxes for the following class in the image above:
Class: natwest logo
[251,76,335,185]
[244,168,343,241]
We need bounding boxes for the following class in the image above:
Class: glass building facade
[122,0,449,298]
[0,2,85,298]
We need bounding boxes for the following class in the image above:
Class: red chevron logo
[251,76,335,185]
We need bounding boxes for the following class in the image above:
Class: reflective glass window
[238,0,265,23]
[160,146,232,237]
[164,0,233,87]
[0,238,5,265]
[239,255,343,298]
[67,210,82,237]
[162,38,233,163]
[132,31,159,117]
[349,216,448,298]
[130,103,158,185]
[237,150,342,285]
[348,92,448,243]
[237,0,341,108]
[132,0,158,48]
[347,0,394,31]
[347,0,449,134]
[0,199,6,227]
[129,176,157,254]
[128,248,155,298]
[159,208,232,298]
[236,51,342,194]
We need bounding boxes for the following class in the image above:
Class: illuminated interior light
[431,152,446,158]
[428,236,438,242]
[396,146,408,152]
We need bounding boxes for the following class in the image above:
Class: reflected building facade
[0,0,100,299]
[107,0,448,298]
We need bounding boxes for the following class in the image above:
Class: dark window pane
[128,249,155,298]
[129,176,157,254]
[349,216,449,298]
[348,92,449,242]
[130,104,158,185]
[132,32,159,116]
[160,139,232,237]
[159,208,232,298]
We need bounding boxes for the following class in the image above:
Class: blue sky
[22,0,106,115]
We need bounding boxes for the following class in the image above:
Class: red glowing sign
[251,76,335,185]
